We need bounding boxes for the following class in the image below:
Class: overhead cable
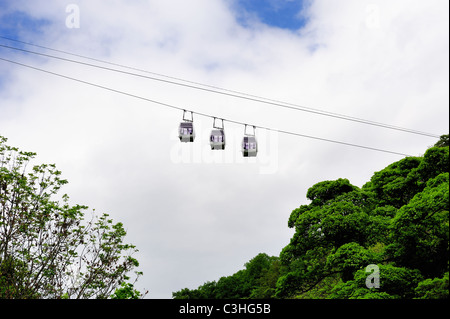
[0,37,440,138]
[0,56,414,157]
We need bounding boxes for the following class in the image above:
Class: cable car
[210,118,225,150]
[242,125,257,157]
[179,110,195,142]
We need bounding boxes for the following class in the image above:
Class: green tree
[172,287,202,299]
[325,242,380,282]
[362,156,423,208]
[277,143,449,298]
[306,178,358,206]
[173,135,449,300]
[331,264,423,299]
[416,146,449,183]
[172,253,279,299]
[250,257,281,298]
[215,271,247,298]
[0,136,145,299]
[111,282,145,299]
[415,272,449,299]
[434,134,449,148]
[278,182,381,297]
[386,172,449,278]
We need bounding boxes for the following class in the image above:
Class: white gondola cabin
[242,125,257,157]
[210,118,226,150]
[179,110,195,142]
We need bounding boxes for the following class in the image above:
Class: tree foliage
[0,136,145,299]
[434,134,449,148]
[173,135,449,299]
[172,253,280,299]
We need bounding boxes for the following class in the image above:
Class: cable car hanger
[244,124,256,136]
[213,117,224,129]
[182,110,194,122]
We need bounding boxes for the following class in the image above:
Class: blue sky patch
[232,0,310,31]
[0,10,52,93]
[0,11,51,42]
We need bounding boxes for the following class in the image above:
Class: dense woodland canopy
[173,135,449,299]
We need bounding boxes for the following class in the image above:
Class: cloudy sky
[0,0,448,298]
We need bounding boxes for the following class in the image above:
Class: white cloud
[0,0,448,298]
